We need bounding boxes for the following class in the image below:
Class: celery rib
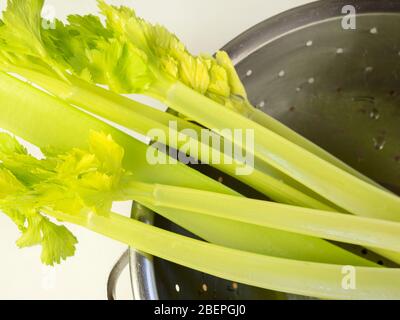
[124,182,400,253]
[160,80,400,221]
[1,0,400,297]
[248,107,383,189]
[0,71,372,266]
[46,209,400,300]
[8,67,335,210]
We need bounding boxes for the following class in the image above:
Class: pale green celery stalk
[45,208,400,300]
[153,205,399,266]
[246,106,382,189]
[8,67,335,211]
[142,206,374,265]
[152,79,400,221]
[0,71,374,266]
[0,72,208,188]
[122,182,400,253]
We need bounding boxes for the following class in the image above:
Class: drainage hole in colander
[308,77,315,84]
[336,48,344,55]
[227,282,239,293]
[278,70,285,78]
[369,108,380,120]
[360,249,389,266]
[246,69,253,77]
[365,66,374,73]
[257,100,266,109]
[373,135,386,151]
[370,27,378,34]
[306,40,313,47]
[175,284,181,293]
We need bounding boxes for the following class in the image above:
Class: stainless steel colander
[107,0,400,300]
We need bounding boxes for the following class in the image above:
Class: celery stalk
[45,208,400,300]
[247,107,383,188]
[5,67,334,210]
[123,182,400,253]
[158,80,400,221]
[2,0,397,220]
[0,71,370,265]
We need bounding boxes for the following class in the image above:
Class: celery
[2,0,398,221]
[0,71,369,266]
[246,107,382,188]
[45,209,400,300]
[160,81,400,221]
[24,0,400,220]
[4,67,333,210]
[3,135,391,299]
[0,141,393,299]
[213,50,381,188]
[1,0,400,299]
[124,182,400,253]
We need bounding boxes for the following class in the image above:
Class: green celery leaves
[0,131,129,265]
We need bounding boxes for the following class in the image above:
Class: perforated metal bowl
[108,0,400,300]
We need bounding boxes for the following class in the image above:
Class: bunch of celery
[0,0,400,299]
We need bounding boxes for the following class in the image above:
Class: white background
[0,0,313,300]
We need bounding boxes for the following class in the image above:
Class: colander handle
[107,203,159,300]
[107,249,129,300]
